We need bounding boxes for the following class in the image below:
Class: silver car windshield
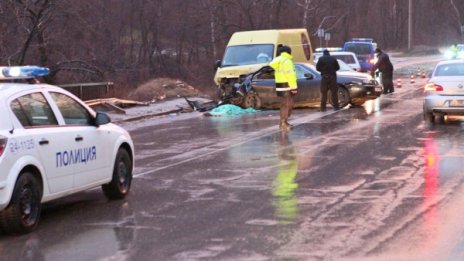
[435,63,464,76]
[222,44,274,67]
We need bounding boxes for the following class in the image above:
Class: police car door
[47,91,109,188]
[9,90,74,193]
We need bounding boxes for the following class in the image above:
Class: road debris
[85,98,149,114]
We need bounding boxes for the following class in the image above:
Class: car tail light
[0,135,7,157]
[424,83,444,92]
[369,58,377,64]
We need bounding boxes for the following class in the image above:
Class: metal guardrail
[58,82,114,101]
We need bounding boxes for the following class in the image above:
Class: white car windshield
[337,60,354,72]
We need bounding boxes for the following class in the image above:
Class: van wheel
[102,148,133,200]
[242,93,262,109]
[0,172,42,234]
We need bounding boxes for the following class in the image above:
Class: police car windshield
[344,43,372,55]
[222,44,274,67]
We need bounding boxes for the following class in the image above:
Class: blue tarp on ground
[208,104,259,116]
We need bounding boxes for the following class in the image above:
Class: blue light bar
[0,66,49,79]
[351,38,374,43]
[315,47,343,52]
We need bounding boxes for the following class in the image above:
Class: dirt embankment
[128,78,207,102]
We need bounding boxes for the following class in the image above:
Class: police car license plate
[450,100,464,107]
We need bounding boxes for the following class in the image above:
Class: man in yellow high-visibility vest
[269,45,298,131]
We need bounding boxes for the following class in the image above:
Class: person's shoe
[319,108,327,112]
[333,107,340,111]
[285,120,294,128]
[280,120,292,131]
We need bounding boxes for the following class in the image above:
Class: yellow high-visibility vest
[269,52,297,91]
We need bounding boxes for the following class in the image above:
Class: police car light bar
[351,38,374,43]
[315,47,343,52]
[0,66,49,79]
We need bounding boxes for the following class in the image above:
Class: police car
[0,66,134,234]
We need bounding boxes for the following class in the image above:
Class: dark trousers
[320,74,338,110]
[382,72,394,94]
[279,91,294,121]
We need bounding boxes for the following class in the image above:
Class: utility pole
[408,0,413,50]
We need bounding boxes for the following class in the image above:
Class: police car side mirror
[304,73,314,80]
[95,111,111,126]
[214,60,222,70]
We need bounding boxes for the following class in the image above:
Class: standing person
[316,49,340,111]
[269,45,298,131]
[372,48,394,94]
[449,43,458,59]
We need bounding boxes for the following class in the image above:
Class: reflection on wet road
[272,132,299,224]
[3,86,464,260]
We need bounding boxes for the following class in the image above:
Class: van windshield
[222,44,274,67]
[344,43,372,55]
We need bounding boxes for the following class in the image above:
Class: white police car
[0,66,134,234]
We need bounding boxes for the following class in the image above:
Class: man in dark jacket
[372,48,394,94]
[316,49,340,111]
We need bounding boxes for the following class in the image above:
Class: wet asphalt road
[2,80,464,261]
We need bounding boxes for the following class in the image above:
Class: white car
[0,66,134,234]
[314,51,362,71]
[423,60,464,123]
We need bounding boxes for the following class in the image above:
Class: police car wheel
[102,148,132,199]
[0,172,42,234]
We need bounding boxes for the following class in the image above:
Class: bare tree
[297,0,316,28]
[10,0,53,65]
[450,0,464,41]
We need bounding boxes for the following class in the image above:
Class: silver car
[423,60,464,123]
